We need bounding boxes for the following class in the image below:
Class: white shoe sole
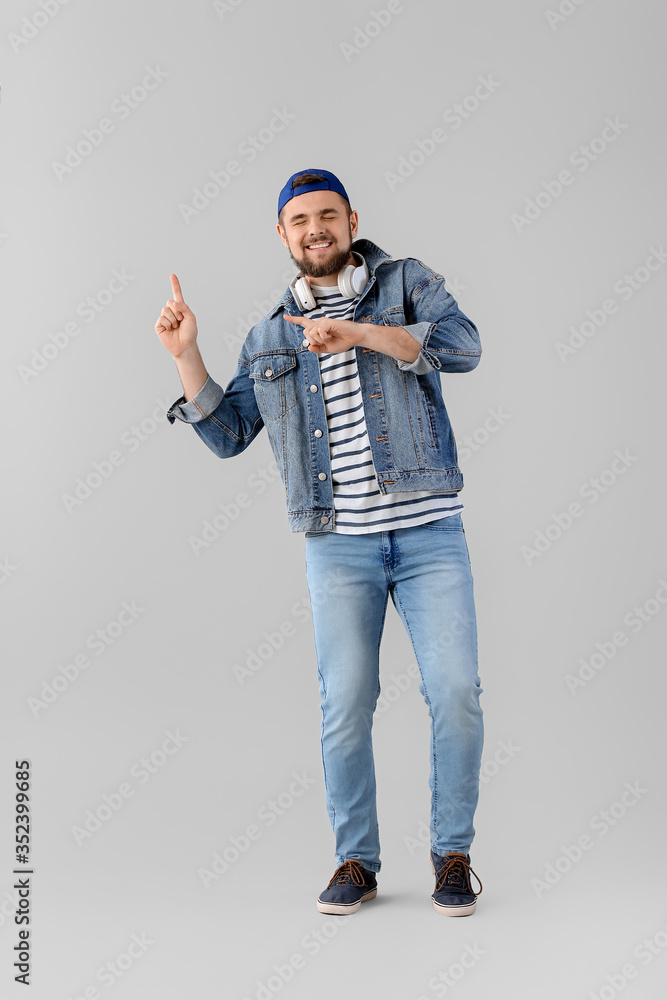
[316,887,377,914]
[431,896,477,916]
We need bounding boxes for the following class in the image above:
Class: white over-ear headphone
[289,251,370,313]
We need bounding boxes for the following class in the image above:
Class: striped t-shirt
[304,279,464,534]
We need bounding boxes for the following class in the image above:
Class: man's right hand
[155,274,199,358]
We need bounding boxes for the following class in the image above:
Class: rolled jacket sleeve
[166,374,225,424]
[165,354,264,459]
[395,321,441,374]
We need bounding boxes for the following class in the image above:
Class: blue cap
[278,168,350,221]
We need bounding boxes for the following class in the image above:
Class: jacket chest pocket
[249,351,298,421]
[380,304,407,327]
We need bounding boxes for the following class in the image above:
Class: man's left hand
[283,313,366,355]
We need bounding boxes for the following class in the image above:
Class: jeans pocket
[421,512,464,531]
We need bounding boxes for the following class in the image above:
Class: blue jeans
[304,512,484,873]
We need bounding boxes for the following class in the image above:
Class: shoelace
[434,853,483,896]
[327,859,368,888]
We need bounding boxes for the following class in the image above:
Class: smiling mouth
[306,241,333,252]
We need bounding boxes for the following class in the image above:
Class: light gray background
[2,0,666,997]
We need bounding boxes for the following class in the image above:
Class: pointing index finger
[283,313,311,326]
[170,273,184,303]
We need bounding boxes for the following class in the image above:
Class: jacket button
[318,472,327,481]
[265,368,272,377]
[320,515,329,524]
[310,384,318,392]
[314,429,323,437]
[302,338,309,347]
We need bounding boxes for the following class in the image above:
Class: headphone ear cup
[337,264,355,298]
[337,255,369,298]
[353,256,370,294]
[293,275,316,313]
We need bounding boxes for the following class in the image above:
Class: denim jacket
[166,237,481,533]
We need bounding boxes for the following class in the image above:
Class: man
[156,168,484,916]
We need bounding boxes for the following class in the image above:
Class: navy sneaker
[429,849,483,916]
[317,859,378,914]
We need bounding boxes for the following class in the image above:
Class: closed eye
[294,214,336,225]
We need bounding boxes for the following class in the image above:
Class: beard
[286,224,355,279]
